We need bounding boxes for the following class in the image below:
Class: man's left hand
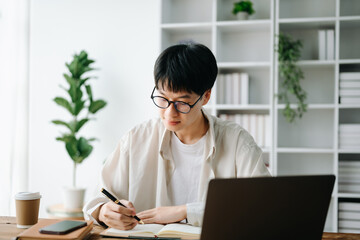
[137,205,187,224]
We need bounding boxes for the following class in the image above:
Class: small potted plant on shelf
[232,0,255,20]
[52,50,107,209]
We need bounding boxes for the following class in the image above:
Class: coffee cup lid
[15,192,41,200]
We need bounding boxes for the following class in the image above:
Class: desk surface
[1,216,360,240]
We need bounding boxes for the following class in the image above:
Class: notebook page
[105,224,164,237]
[158,223,201,237]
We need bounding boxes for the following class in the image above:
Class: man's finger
[120,199,136,211]
[142,217,157,224]
[108,202,135,216]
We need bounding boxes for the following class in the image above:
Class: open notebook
[101,223,201,239]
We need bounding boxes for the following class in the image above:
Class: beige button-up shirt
[83,110,271,226]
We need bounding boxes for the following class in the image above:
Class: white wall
[28,0,160,217]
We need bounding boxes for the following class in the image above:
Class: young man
[83,43,270,230]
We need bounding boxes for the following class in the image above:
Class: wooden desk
[1,216,360,240]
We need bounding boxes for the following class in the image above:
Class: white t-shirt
[169,131,207,206]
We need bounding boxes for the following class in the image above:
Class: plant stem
[73,162,77,188]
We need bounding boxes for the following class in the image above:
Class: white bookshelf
[160,0,274,170]
[160,0,360,233]
[274,0,360,232]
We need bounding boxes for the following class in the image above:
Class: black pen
[101,188,144,224]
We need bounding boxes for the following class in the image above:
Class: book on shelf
[339,135,360,142]
[217,114,270,148]
[339,144,360,149]
[326,29,334,60]
[318,30,326,60]
[339,177,360,184]
[249,114,257,144]
[339,161,360,168]
[257,114,265,148]
[234,114,242,126]
[243,115,250,136]
[339,228,360,234]
[340,80,360,88]
[265,115,271,148]
[339,202,360,212]
[339,167,360,174]
[339,124,360,132]
[225,74,232,104]
[232,73,241,104]
[340,97,360,104]
[339,211,360,220]
[338,141,360,148]
[338,220,360,229]
[339,89,360,96]
[218,73,249,105]
[339,183,360,193]
[217,74,225,104]
[340,72,360,81]
[240,73,249,105]
[100,223,201,240]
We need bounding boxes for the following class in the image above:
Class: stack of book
[338,202,360,233]
[339,160,360,193]
[218,114,271,148]
[339,72,360,104]
[318,29,335,60]
[338,124,360,149]
[217,73,249,105]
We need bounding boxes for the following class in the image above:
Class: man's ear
[202,89,212,106]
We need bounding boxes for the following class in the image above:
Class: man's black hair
[154,43,218,95]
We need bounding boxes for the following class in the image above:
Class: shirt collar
[159,108,216,162]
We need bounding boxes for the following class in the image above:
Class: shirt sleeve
[186,202,205,227]
[83,137,130,224]
[235,130,271,177]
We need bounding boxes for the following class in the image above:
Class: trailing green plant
[276,33,307,123]
[52,50,107,187]
[232,1,255,15]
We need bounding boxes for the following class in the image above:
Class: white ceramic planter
[237,11,249,20]
[62,187,86,210]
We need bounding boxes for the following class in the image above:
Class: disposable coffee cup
[15,192,41,228]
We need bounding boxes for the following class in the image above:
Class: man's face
[154,86,211,134]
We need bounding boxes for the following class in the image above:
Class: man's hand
[99,200,138,230]
[137,205,187,224]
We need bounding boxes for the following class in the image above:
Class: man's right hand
[98,200,138,230]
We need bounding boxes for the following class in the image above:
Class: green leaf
[89,100,107,114]
[77,137,93,163]
[65,136,79,161]
[85,85,93,102]
[80,77,91,87]
[232,1,255,15]
[73,100,85,116]
[76,118,90,132]
[52,120,72,131]
[63,73,75,86]
[54,97,74,115]
[56,133,75,142]
[275,33,307,123]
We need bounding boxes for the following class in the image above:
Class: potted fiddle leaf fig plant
[52,50,107,209]
[232,0,255,20]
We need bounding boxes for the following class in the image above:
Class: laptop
[200,175,335,240]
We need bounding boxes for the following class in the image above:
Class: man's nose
[165,102,178,116]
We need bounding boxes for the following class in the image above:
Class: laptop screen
[201,175,335,240]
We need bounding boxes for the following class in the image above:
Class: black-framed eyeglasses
[150,87,204,114]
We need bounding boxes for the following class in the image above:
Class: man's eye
[176,102,188,106]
